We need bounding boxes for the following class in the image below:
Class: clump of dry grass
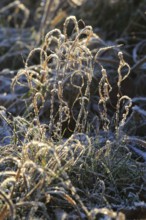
[11,16,93,138]
[11,16,133,139]
[0,135,129,219]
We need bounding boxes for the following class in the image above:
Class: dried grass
[0,1,146,219]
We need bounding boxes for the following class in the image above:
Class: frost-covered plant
[12,16,132,141]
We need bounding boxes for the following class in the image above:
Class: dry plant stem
[94,44,123,62]
[58,81,64,137]
[118,96,132,128]
[0,1,20,13]
[33,92,45,117]
[0,0,29,28]
[115,52,131,136]
[9,167,21,199]
[0,190,16,220]
[25,48,48,69]
[49,87,56,136]
[95,57,119,65]
[38,0,54,42]
[16,201,50,219]
[63,16,79,41]
[61,172,91,219]
[23,178,45,201]
[50,148,91,219]
[98,68,112,131]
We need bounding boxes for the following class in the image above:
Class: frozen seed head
[101,68,106,77]
[118,51,123,60]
